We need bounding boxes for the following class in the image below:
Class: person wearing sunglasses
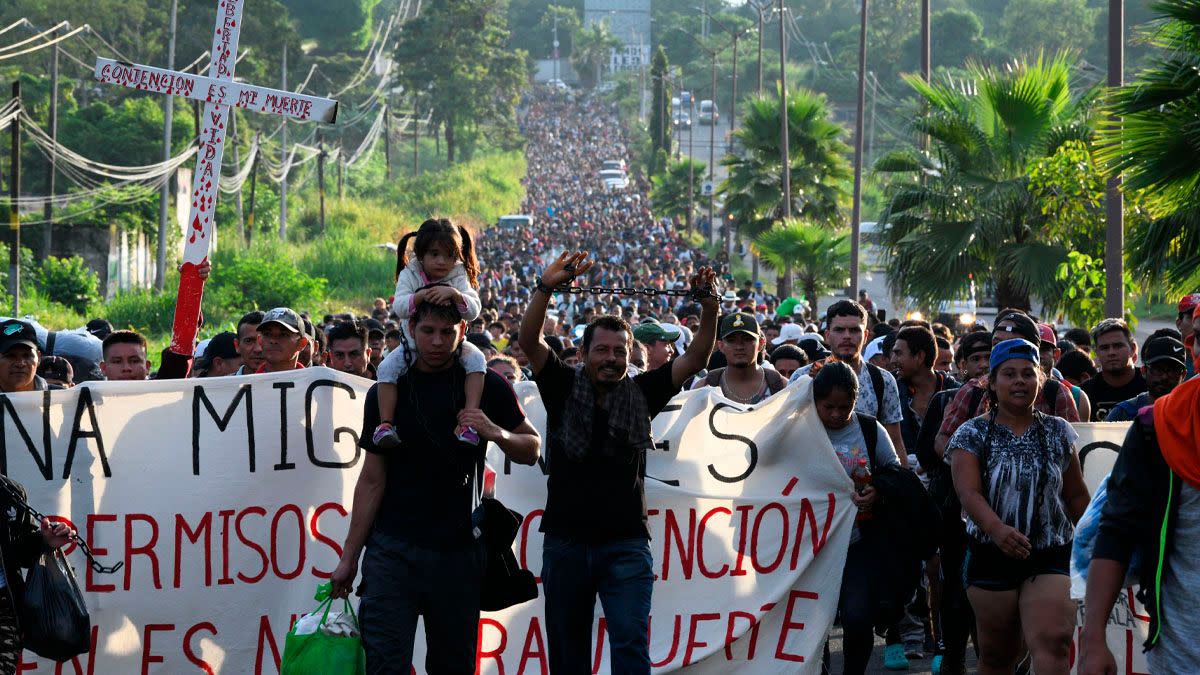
[947,339,1091,675]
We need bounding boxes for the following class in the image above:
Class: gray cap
[258,307,303,334]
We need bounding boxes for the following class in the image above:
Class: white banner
[1068,422,1150,675]
[5,368,855,674]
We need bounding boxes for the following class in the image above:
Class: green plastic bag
[281,584,366,675]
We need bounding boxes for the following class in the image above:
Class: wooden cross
[93,0,338,355]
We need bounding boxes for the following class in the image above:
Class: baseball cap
[1142,336,1188,370]
[258,307,303,334]
[363,318,386,339]
[86,318,113,340]
[719,312,760,340]
[772,323,804,345]
[1178,293,1200,315]
[797,337,831,362]
[633,318,681,344]
[990,338,1040,372]
[0,320,38,355]
[992,312,1039,344]
[1037,323,1057,349]
[720,291,738,304]
[203,332,240,361]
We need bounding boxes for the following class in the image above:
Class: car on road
[698,99,719,125]
[497,214,534,230]
[546,78,569,91]
[672,111,692,129]
[599,169,629,192]
[602,159,627,172]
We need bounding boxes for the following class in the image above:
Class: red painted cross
[93,0,338,355]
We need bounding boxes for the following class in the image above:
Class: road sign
[94,0,338,356]
[702,181,714,196]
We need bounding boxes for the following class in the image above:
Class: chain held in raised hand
[536,278,719,301]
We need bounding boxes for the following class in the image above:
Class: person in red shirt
[255,307,309,373]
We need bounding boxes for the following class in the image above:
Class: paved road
[825,625,979,674]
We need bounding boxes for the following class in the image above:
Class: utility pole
[552,15,560,82]
[337,146,345,200]
[687,94,695,232]
[317,130,326,233]
[921,0,931,82]
[156,0,178,292]
[229,109,244,241]
[708,50,717,243]
[412,99,420,176]
[756,2,765,95]
[867,72,877,168]
[43,25,60,254]
[1105,0,1124,319]
[384,99,393,180]
[779,0,790,220]
[849,0,870,298]
[9,82,21,315]
[730,32,739,152]
[246,133,259,245]
[279,43,288,240]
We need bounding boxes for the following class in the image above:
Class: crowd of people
[0,85,1194,674]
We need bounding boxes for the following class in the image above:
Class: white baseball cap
[772,323,805,345]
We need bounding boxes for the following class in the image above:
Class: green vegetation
[753,221,850,317]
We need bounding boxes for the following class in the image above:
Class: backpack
[964,376,1061,418]
[863,362,886,413]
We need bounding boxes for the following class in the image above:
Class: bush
[36,256,100,314]
[104,288,181,335]
[206,242,328,321]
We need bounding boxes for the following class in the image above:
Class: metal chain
[543,266,722,301]
[0,479,123,575]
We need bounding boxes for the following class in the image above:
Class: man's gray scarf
[553,365,653,462]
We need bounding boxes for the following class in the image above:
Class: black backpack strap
[764,368,788,393]
[856,412,879,474]
[967,384,987,419]
[865,363,886,410]
[45,330,57,355]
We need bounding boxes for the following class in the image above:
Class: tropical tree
[649,46,673,166]
[571,20,622,89]
[720,90,852,294]
[1097,0,1200,294]
[754,220,851,318]
[393,0,528,163]
[651,158,706,226]
[874,53,1093,310]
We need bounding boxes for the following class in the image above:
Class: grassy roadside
[23,151,527,358]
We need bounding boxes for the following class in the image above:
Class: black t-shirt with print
[1080,370,1147,422]
[359,366,526,549]
[535,350,680,542]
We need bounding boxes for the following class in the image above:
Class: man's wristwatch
[534,277,557,294]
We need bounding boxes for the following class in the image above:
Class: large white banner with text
[5,368,855,674]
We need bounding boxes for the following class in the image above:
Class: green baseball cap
[633,318,681,344]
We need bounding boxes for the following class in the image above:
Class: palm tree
[651,158,706,225]
[720,90,852,295]
[571,20,622,90]
[875,53,1093,310]
[1097,0,1200,293]
[754,220,851,318]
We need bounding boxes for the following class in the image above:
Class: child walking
[374,218,488,447]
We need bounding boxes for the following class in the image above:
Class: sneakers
[931,655,943,675]
[883,643,909,671]
[372,423,400,449]
[456,425,481,445]
[904,640,925,660]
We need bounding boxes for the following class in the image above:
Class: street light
[849,0,869,298]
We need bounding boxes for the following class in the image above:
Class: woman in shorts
[949,338,1091,675]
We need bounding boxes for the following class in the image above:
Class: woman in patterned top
[949,339,1091,675]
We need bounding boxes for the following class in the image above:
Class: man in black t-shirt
[1080,318,1148,421]
[331,302,540,674]
[518,251,719,674]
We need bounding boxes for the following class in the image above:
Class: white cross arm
[94,58,338,124]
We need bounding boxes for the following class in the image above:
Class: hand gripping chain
[0,479,123,575]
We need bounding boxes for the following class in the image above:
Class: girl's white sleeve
[451,274,482,322]
[391,269,422,319]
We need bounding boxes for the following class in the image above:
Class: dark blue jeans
[541,534,654,674]
[358,531,487,675]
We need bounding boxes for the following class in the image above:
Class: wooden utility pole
[849,0,870,299]
[10,82,21,315]
[384,100,393,180]
[43,25,59,254]
[412,100,419,176]
[337,146,344,200]
[317,130,326,233]
[229,109,244,241]
[778,0,790,219]
[246,133,260,245]
[279,43,288,241]
[156,0,178,292]
[1105,0,1125,319]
